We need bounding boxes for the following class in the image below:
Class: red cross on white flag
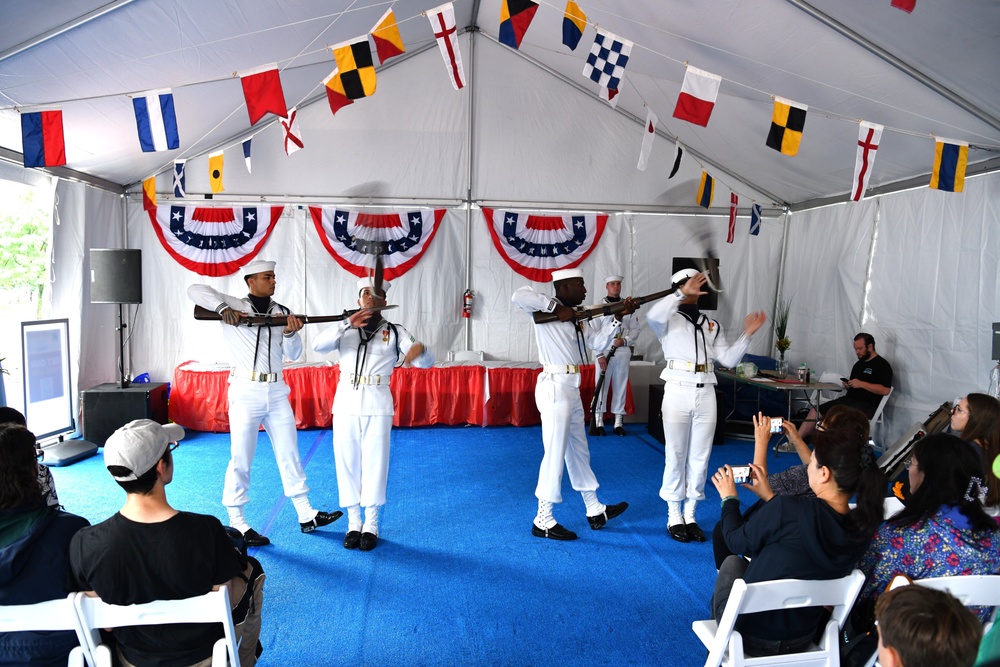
[851,121,883,201]
[427,3,465,90]
[281,107,303,156]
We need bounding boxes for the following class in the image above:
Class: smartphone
[730,465,751,484]
[840,377,850,383]
[769,417,783,434]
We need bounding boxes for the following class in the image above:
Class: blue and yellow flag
[929,138,968,193]
[697,171,714,208]
[562,1,586,50]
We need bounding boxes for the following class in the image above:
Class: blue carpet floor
[50,425,797,666]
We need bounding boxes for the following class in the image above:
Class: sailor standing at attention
[588,274,641,436]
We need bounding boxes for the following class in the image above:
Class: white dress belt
[232,370,282,383]
[542,364,580,374]
[665,359,714,373]
[345,373,386,386]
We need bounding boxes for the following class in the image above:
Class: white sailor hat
[243,259,275,277]
[551,268,584,283]
[671,268,701,285]
[605,274,624,284]
[357,277,391,295]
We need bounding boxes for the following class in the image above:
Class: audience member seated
[951,393,1000,516]
[798,332,892,440]
[709,427,885,656]
[0,408,58,508]
[856,433,1000,630]
[875,584,982,667]
[712,407,871,569]
[69,420,265,667]
[0,424,89,667]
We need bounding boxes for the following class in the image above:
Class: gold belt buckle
[695,364,706,373]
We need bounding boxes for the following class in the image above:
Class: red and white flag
[727,192,738,244]
[281,107,303,156]
[599,86,619,109]
[851,121,883,201]
[239,64,288,125]
[673,66,721,127]
[427,3,465,90]
[637,107,658,171]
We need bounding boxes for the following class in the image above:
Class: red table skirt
[170,361,632,432]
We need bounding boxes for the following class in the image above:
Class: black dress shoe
[531,523,578,541]
[359,532,378,551]
[668,523,690,543]
[343,531,362,550]
[589,423,606,436]
[686,522,707,542]
[587,501,629,529]
[300,510,344,533]
[614,425,626,436]
[241,528,271,547]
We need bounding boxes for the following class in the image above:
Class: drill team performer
[512,269,631,541]
[588,274,641,436]
[188,260,341,547]
[647,269,766,543]
[313,277,433,552]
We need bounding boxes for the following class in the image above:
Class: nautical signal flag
[851,121,883,201]
[562,1,587,51]
[239,64,288,125]
[427,3,466,90]
[329,38,376,100]
[582,28,632,92]
[727,193,738,244]
[173,160,186,198]
[323,69,354,115]
[20,109,66,168]
[669,141,683,179]
[637,107,658,172]
[766,97,807,156]
[929,138,968,193]
[371,8,405,63]
[133,90,179,152]
[242,139,252,174]
[208,151,224,193]
[891,0,916,12]
[281,107,303,156]
[750,203,762,236]
[599,86,619,109]
[142,176,157,212]
[697,172,714,209]
[499,0,538,50]
[673,66,721,127]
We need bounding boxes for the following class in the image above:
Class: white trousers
[659,381,717,503]
[332,413,393,507]
[594,347,632,416]
[535,375,599,504]
[225,381,309,508]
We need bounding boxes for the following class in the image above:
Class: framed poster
[21,318,74,440]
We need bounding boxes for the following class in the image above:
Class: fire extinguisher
[462,289,474,318]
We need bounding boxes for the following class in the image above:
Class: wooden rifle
[193,304,397,327]
[531,284,680,325]
[589,343,619,428]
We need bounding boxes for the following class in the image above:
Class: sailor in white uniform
[588,274,642,436]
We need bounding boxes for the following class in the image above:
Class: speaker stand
[117,303,130,389]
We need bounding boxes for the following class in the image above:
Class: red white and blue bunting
[147,205,283,276]
[309,207,445,280]
[482,208,608,282]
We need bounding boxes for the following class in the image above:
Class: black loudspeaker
[993,322,1000,361]
[90,249,142,304]
[672,257,719,311]
[81,382,168,446]
[646,383,726,445]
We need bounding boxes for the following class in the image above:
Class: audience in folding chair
[0,423,89,666]
[854,433,1000,632]
[710,425,885,656]
[68,420,264,667]
[712,407,871,569]
[875,584,982,667]
[950,393,1000,517]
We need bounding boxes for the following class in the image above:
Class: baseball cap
[104,419,185,481]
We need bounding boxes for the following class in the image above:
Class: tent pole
[463,29,477,352]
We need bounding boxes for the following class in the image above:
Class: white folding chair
[869,387,893,452]
[692,569,865,667]
[0,593,90,667]
[74,587,239,667]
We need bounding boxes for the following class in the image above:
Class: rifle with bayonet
[531,285,679,325]
[193,304,397,328]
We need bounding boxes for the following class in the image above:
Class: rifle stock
[531,285,677,324]
[193,304,396,327]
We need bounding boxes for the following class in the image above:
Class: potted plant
[773,298,791,378]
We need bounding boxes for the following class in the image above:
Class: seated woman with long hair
[856,433,1000,625]
[710,427,886,656]
[950,393,1000,515]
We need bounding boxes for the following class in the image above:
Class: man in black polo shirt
[799,332,893,440]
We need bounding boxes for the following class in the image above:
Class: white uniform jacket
[587,298,641,357]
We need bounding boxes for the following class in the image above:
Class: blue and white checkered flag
[582,28,632,92]
[749,203,762,236]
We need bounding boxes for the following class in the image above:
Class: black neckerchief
[554,297,588,365]
[678,303,709,367]
[604,296,621,303]
[353,317,388,388]
[248,294,274,375]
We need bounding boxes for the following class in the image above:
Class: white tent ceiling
[1,0,998,209]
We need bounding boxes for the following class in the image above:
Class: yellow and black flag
[208,151,224,193]
[329,38,376,100]
[766,96,807,156]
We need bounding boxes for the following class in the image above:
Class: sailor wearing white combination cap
[646,269,766,543]
[187,259,342,547]
[512,268,630,540]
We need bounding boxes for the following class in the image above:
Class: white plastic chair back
[74,587,239,667]
[869,387,893,451]
[0,593,90,667]
[692,569,865,667]
[915,574,1000,633]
